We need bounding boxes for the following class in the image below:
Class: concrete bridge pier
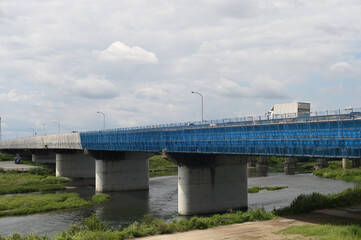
[342,157,349,169]
[352,159,361,168]
[256,156,268,177]
[56,150,95,178]
[315,158,328,170]
[32,151,56,164]
[165,153,248,215]
[87,151,153,192]
[284,157,297,175]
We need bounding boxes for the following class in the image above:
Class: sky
[1,0,361,139]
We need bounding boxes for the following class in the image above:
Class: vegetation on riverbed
[0,193,91,217]
[277,223,361,240]
[54,208,274,240]
[149,155,177,178]
[0,169,70,194]
[313,161,361,184]
[275,161,361,216]
[275,187,361,215]
[92,193,110,203]
[0,153,15,161]
[248,186,288,193]
[0,209,274,239]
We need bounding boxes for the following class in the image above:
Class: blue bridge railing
[80,107,361,158]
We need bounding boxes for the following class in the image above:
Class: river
[0,173,355,237]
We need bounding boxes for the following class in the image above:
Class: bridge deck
[80,109,361,158]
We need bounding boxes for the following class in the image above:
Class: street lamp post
[43,123,46,136]
[53,121,60,133]
[97,111,105,130]
[191,91,204,122]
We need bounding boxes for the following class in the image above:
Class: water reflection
[95,191,150,227]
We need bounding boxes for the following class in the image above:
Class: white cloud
[213,77,288,99]
[1,0,361,137]
[72,74,119,99]
[330,62,354,73]
[0,90,30,102]
[96,41,158,64]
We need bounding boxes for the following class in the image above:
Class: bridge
[1,107,361,215]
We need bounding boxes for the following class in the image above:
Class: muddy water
[0,174,355,237]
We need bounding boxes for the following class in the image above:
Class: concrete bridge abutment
[87,151,153,192]
[165,153,248,215]
[56,150,95,178]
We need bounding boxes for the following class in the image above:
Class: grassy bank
[149,155,177,178]
[277,223,361,240]
[1,208,267,240]
[0,169,70,194]
[313,161,361,184]
[276,161,361,216]
[0,193,92,216]
[276,160,361,239]
[0,153,15,161]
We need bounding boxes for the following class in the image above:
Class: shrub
[92,193,110,203]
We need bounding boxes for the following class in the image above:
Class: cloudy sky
[1,0,361,139]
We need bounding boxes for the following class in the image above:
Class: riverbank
[138,205,361,240]
[0,161,109,217]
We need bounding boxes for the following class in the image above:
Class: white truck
[268,102,311,118]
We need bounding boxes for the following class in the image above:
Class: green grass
[0,209,274,239]
[277,223,361,240]
[149,155,177,169]
[149,155,177,177]
[248,186,288,193]
[313,161,361,184]
[274,161,361,216]
[0,153,15,161]
[0,170,70,194]
[21,160,56,173]
[275,187,361,216]
[52,208,274,240]
[92,193,110,203]
[0,193,91,216]
[298,162,315,172]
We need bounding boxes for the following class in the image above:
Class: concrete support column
[256,156,268,177]
[32,153,56,164]
[247,162,253,178]
[166,153,248,215]
[342,157,349,169]
[315,158,328,170]
[352,159,361,168]
[94,151,153,192]
[284,157,297,175]
[56,150,95,178]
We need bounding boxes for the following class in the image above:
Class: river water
[0,174,355,237]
